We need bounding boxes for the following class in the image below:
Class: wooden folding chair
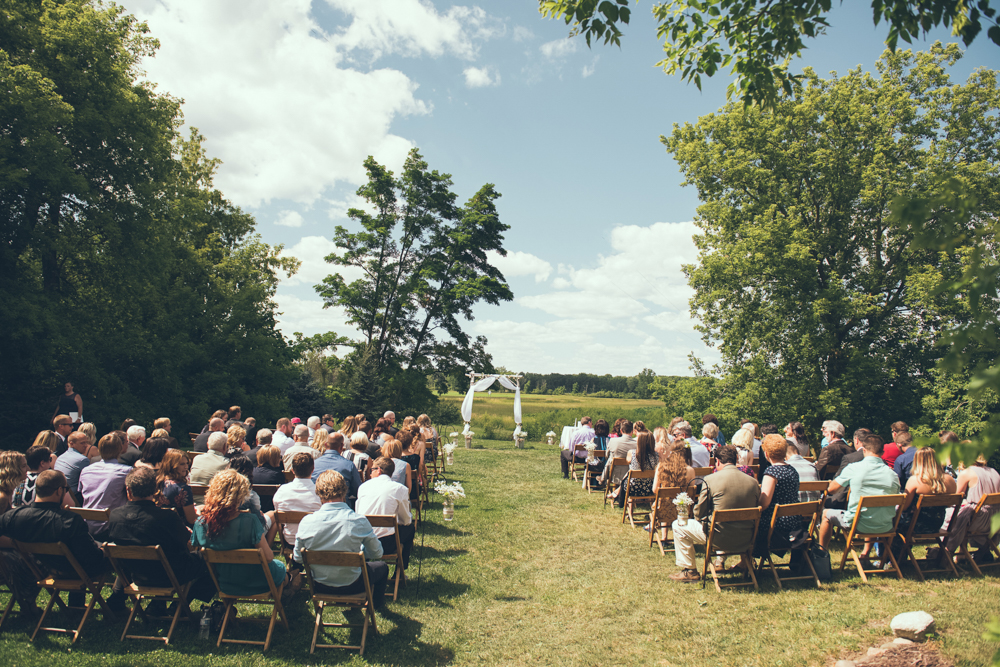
[0,552,33,630]
[185,450,201,465]
[300,549,377,655]
[188,434,200,446]
[274,510,314,565]
[68,507,110,523]
[897,493,963,581]
[700,507,761,592]
[709,457,716,467]
[253,484,281,498]
[798,480,829,502]
[569,444,588,481]
[584,451,608,493]
[283,470,295,483]
[603,458,628,508]
[621,470,656,528]
[837,494,905,583]
[366,515,405,601]
[199,548,289,651]
[957,491,1000,576]
[756,501,822,590]
[104,544,193,644]
[649,485,697,555]
[693,467,714,478]
[13,540,115,643]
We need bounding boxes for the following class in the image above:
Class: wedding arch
[460,372,523,446]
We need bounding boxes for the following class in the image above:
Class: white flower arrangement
[672,492,694,508]
[546,431,557,437]
[584,440,598,464]
[442,443,457,455]
[449,432,460,438]
[434,480,466,500]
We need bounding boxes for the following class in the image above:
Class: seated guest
[56,431,93,502]
[383,411,398,437]
[649,441,698,531]
[272,453,322,551]
[119,425,146,466]
[245,428,272,467]
[77,423,100,461]
[252,445,286,486]
[282,425,318,471]
[0,451,28,514]
[79,433,132,531]
[824,429,872,509]
[12,445,58,508]
[814,421,851,478]
[598,420,637,489]
[191,470,287,600]
[890,446,957,559]
[398,431,424,505]
[156,449,196,527]
[882,423,907,468]
[356,457,415,575]
[675,421,709,468]
[739,421,762,457]
[371,418,393,447]
[699,422,719,458]
[561,416,595,479]
[225,424,248,457]
[946,452,1000,559]
[757,424,781,479]
[227,456,275,539]
[152,417,181,450]
[270,418,294,454]
[310,428,329,456]
[193,418,224,453]
[311,432,362,509]
[0,470,117,609]
[338,415,359,443]
[136,437,169,471]
[614,432,658,507]
[99,468,213,608]
[669,445,761,582]
[786,439,820,502]
[754,434,801,558]
[784,422,811,457]
[893,431,917,487]
[224,405,244,431]
[703,414,725,448]
[345,432,373,476]
[730,428,758,477]
[818,435,900,555]
[190,432,230,485]
[51,416,74,455]
[294,470,388,610]
[380,440,412,495]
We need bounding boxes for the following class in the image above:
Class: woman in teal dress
[191,469,286,596]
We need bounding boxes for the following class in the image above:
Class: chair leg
[30,589,58,642]
[216,599,234,647]
[71,588,101,644]
[120,596,141,641]
[262,601,279,651]
[883,541,903,580]
[310,601,323,654]
[164,596,184,645]
[904,543,926,582]
[961,542,984,576]
[851,549,869,584]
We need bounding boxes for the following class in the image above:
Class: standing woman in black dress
[54,382,83,425]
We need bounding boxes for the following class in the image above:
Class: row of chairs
[571,452,1000,591]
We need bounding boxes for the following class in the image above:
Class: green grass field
[1,438,998,666]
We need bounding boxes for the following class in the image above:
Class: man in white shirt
[282,424,319,470]
[272,453,322,549]
[561,416,595,479]
[355,457,415,573]
[270,418,294,454]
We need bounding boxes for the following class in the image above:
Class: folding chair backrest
[188,483,209,498]
[694,467,713,477]
[14,540,89,582]
[200,548,281,600]
[607,458,628,475]
[705,507,761,555]
[849,494,905,536]
[973,491,1000,515]
[185,451,201,465]
[69,507,110,522]
[301,549,365,569]
[798,481,829,494]
[104,544,182,592]
[365,515,398,530]
[771,500,821,536]
[908,493,964,535]
[284,470,295,483]
[275,510,313,526]
[253,484,281,498]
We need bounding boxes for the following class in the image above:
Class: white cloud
[582,56,599,78]
[279,235,365,288]
[463,66,501,88]
[540,38,578,59]
[120,0,503,208]
[274,293,357,338]
[512,26,535,42]
[275,210,304,228]
[487,250,552,282]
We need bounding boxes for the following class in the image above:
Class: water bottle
[199,609,211,639]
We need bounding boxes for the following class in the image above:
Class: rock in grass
[890,611,935,641]
[834,661,856,667]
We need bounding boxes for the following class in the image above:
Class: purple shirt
[570,425,596,458]
[78,459,131,531]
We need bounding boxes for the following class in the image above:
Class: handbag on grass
[808,544,833,581]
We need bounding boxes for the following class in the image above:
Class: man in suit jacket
[670,445,761,583]
[815,420,852,479]
[597,420,637,488]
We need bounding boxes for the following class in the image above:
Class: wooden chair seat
[756,501,823,590]
[621,469,656,528]
[583,451,608,494]
[701,507,762,592]
[300,549,377,655]
[837,494,906,583]
[104,543,193,645]
[13,540,115,643]
[366,515,405,601]
[199,548,289,651]
[957,491,1000,576]
[897,493,963,581]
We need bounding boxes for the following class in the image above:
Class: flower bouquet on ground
[435,481,466,521]
[546,430,557,445]
[442,442,457,466]
[673,492,694,526]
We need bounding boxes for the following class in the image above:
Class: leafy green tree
[665,45,998,431]
[539,0,1000,106]
[315,149,512,407]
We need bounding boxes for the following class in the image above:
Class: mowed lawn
[2,441,998,667]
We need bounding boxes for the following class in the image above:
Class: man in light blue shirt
[294,470,388,609]
[55,431,92,501]
[311,433,362,509]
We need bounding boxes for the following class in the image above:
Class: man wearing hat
[814,420,852,479]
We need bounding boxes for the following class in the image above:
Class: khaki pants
[672,519,707,570]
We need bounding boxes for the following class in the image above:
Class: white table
[559,425,577,449]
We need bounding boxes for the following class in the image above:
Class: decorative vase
[442,498,454,521]
[515,436,525,449]
[677,505,689,526]
[547,435,554,445]
[446,452,454,466]
[464,433,473,449]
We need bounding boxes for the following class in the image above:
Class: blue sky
[123,0,999,375]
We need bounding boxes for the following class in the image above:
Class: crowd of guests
[0,407,444,630]
[560,415,1000,583]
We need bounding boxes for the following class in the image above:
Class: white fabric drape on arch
[460,375,522,435]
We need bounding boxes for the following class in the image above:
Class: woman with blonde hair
[381,439,412,494]
[701,422,720,456]
[225,424,248,456]
[31,430,60,454]
[252,445,286,485]
[892,446,958,559]
[649,441,697,531]
[191,469,287,597]
[417,414,438,463]
[310,428,329,454]
[0,451,28,514]
[730,428,757,477]
[156,449,197,526]
[338,415,358,439]
[346,432,372,477]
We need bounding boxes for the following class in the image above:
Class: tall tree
[664,45,999,430]
[539,0,1000,106]
[315,149,512,400]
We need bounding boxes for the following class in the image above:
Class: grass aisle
[2,442,998,666]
